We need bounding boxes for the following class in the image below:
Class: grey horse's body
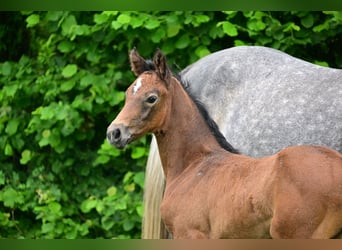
[142,46,342,239]
[181,46,342,156]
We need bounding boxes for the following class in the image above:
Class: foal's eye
[146,95,158,104]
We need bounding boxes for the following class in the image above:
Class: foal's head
[107,48,173,149]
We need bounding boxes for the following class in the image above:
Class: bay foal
[107,49,342,238]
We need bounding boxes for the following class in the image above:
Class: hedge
[0,11,341,238]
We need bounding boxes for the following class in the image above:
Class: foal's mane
[143,60,239,154]
[178,77,239,154]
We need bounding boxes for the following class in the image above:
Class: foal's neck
[155,79,225,182]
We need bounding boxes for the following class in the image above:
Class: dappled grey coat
[180,46,342,156]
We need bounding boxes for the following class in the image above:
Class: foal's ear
[129,47,150,76]
[153,49,171,85]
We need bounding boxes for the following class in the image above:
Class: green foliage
[0,11,341,238]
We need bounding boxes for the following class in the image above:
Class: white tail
[142,135,168,238]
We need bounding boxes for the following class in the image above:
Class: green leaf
[195,46,211,58]
[61,80,76,92]
[221,21,238,37]
[247,19,266,31]
[106,186,117,197]
[111,20,122,30]
[234,40,246,46]
[94,13,109,24]
[26,14,40,27]
[195,14,210,24]
[56,107,68,120]
[5,119,20,136]
[2,188,16,207]
[117,13,131,24]
[62,15,77,35]
[130,16,144,28]
[49,202,62,213]
[1,62,12,76]
[123,220,135,231]
[167,23,180,37]
[175,34,190,49]
[93,155,110,166]
[314,60,329,67]
[109,91,125,106]
[2,187,23,207]
[57,41,74,53]
[42,222,54,233]
[20,150,32,164]
[133,172,145,189]
[4,143,13,156]
[3,85,18,97]
[313,21,330,32]
[145,18,160,30]
[46,11,63,21]
[131,147,146,159]
[301,14,314,28]
[136,204,143,217]
[283,22,301,32]
[151,28,166,43]
[0,171,5,185]
[80,198,98,213]
[101,217,115,231]
[62,64,78,78]
[96,200,104,213]
[123,172,133,184]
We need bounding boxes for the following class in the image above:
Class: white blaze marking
[133,78,143,95]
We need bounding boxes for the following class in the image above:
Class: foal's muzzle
[107,124,131,149]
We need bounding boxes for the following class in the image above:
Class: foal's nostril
[107,128,122,143]
[107,125,131,149]
[113,128,121,140]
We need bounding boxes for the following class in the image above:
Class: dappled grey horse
[142,46,342,238]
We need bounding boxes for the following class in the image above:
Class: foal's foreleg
[270,187,325,238]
